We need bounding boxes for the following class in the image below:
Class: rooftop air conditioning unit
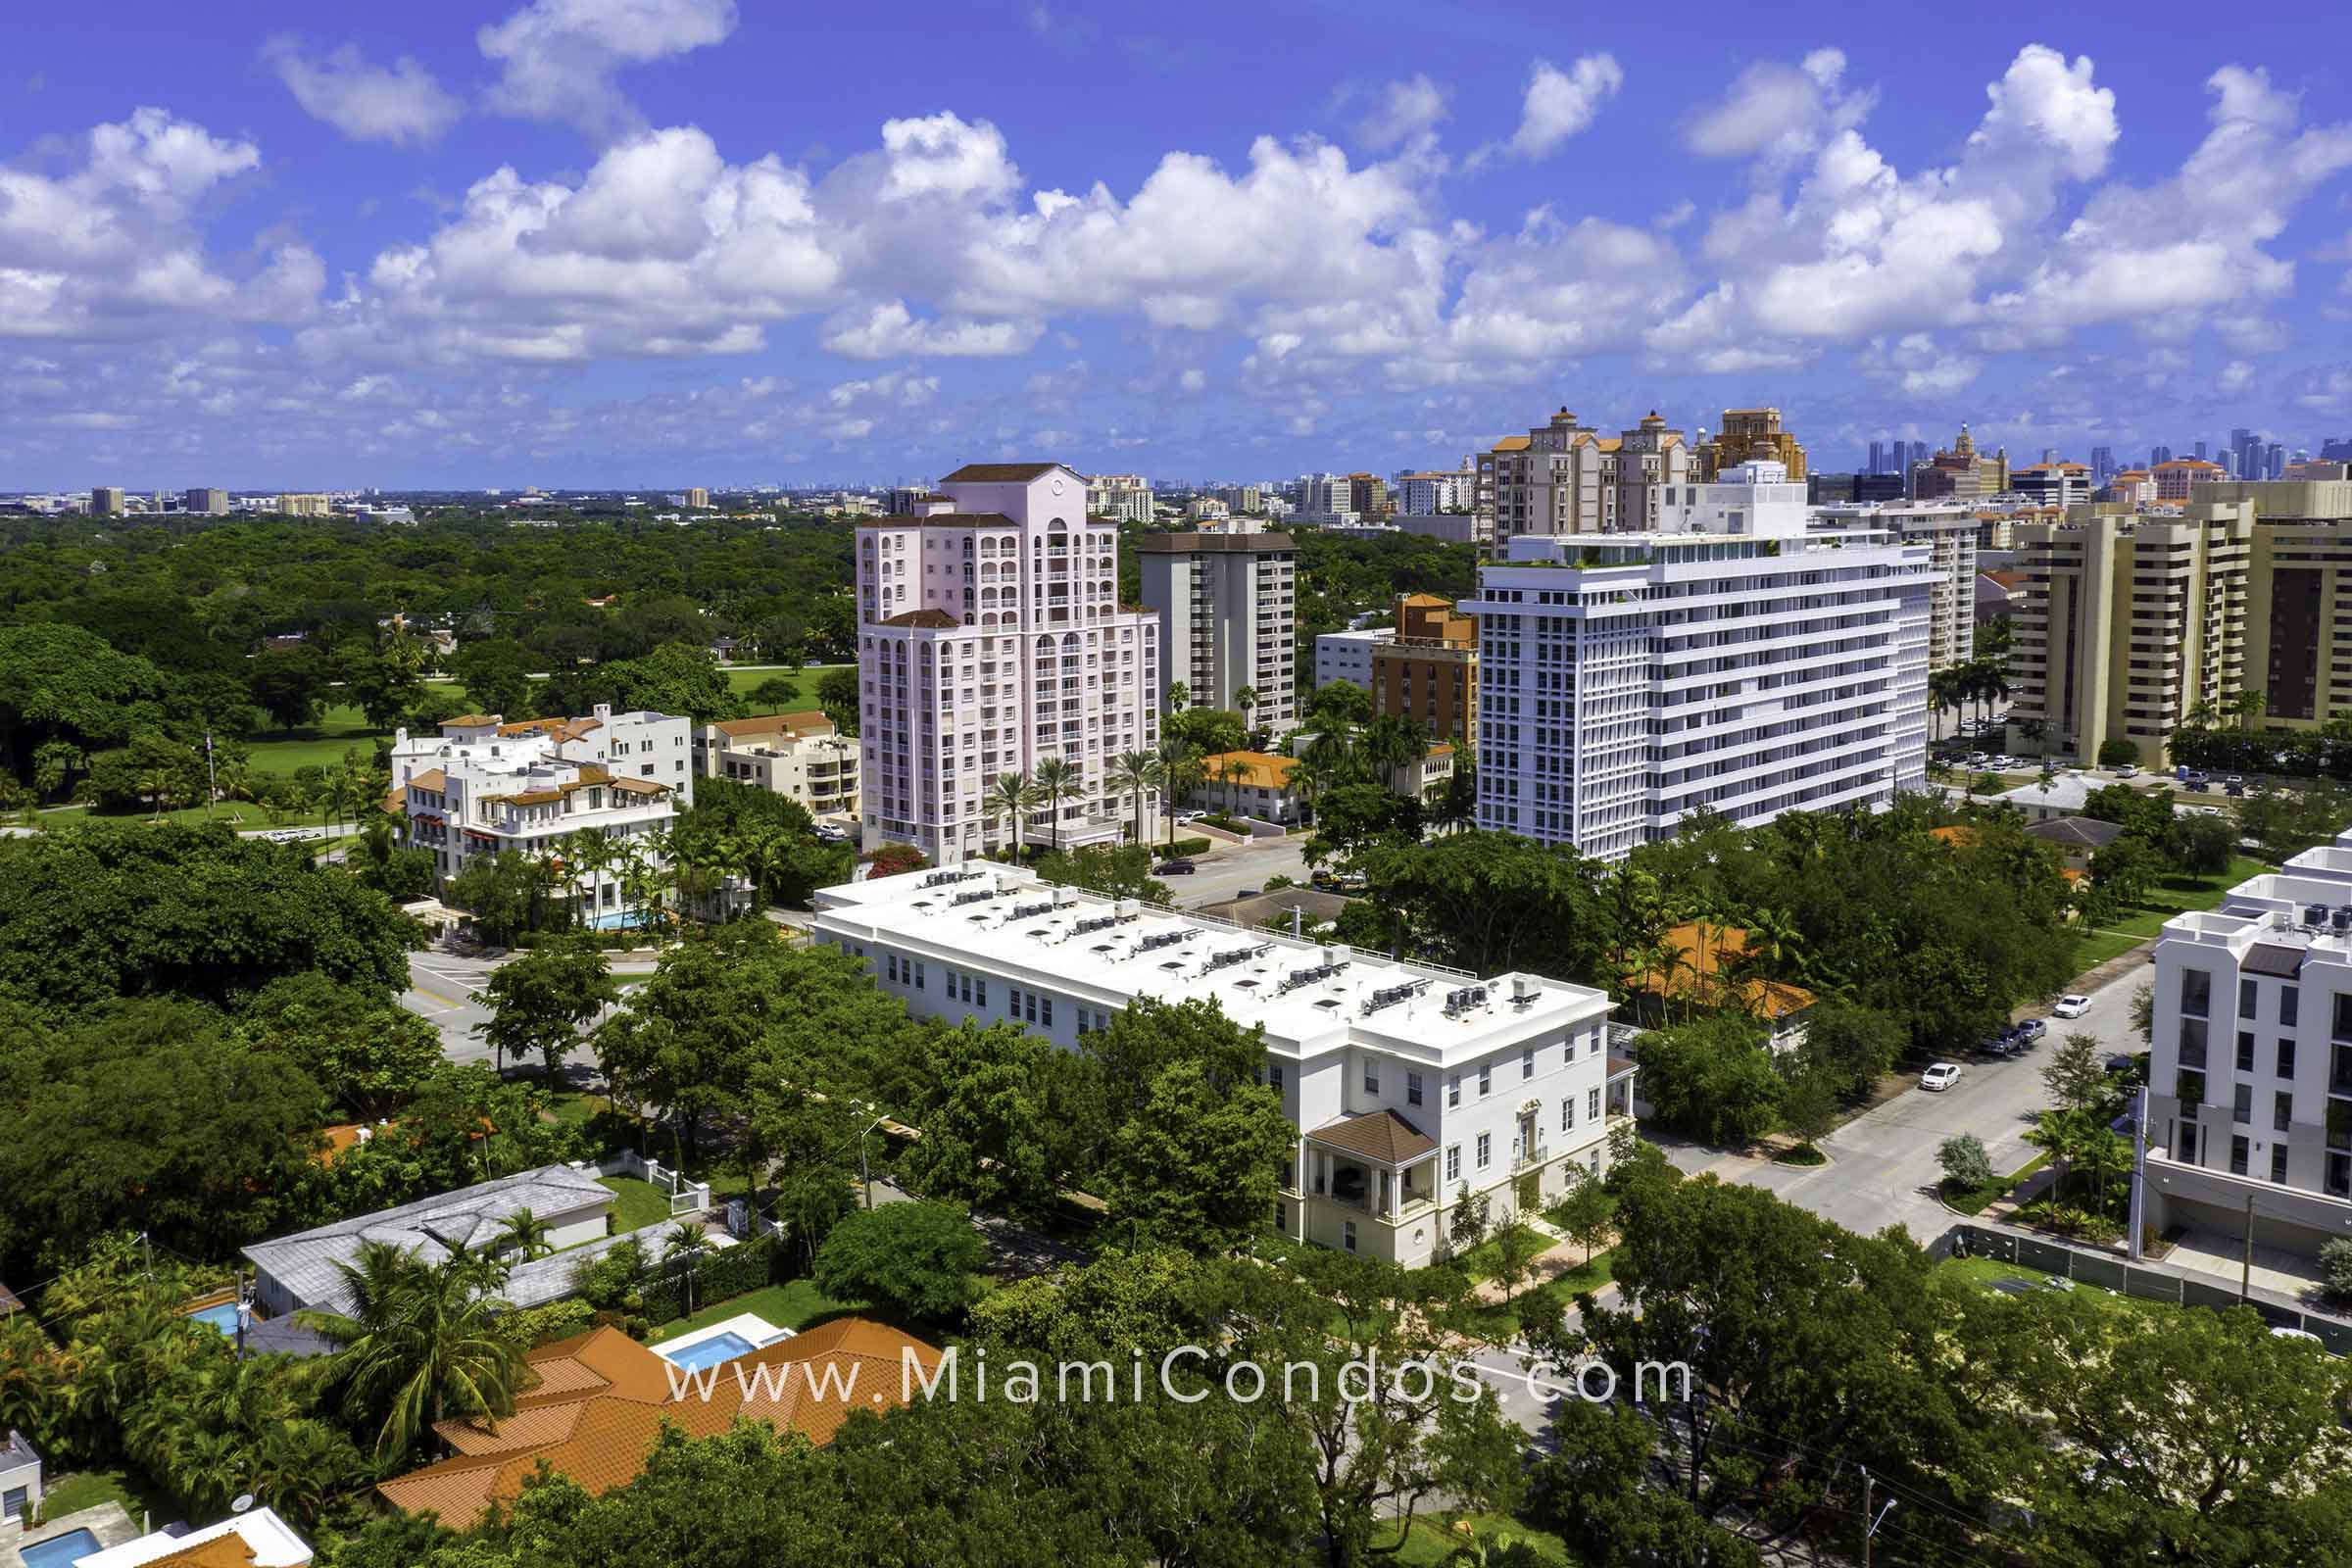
[1511,975,1541,1002]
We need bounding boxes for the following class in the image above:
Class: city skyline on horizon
[6,1,2352,488]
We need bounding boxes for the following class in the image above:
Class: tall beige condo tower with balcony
[1478,411,1694,547]
[2005,502,2252,766]
[856,464,1159,864]
[1138,524,1298,730]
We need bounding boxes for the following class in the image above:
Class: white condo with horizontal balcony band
[811,863,1635,1266]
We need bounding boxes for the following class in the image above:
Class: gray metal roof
[242,1163,612,1315]
[1,1427,38,1470]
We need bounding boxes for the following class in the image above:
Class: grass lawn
[1392,1512,1577,1566]
[1465,1250,1617,1339]
[239,702,383,776]
[597,1175,678,1235]
[1941,1152,2048,1216]
[36,1465,174,1529]
[1936,1255,2170,1316]
[718,662,849,706]
[652,1278,867,1341]
[2071,856,2272,972]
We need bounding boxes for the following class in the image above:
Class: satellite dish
[230,1494,255,1514]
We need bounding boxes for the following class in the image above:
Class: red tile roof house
[378,1319,944,1529]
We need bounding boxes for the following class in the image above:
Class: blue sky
[4,0,2350,489]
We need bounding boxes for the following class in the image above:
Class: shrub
[1168,836,1211,858]
[2321,1237,2352,1303]
[2096,738,2140,767]
[1937,1134,1994,1192]
[502,1298,596,1348]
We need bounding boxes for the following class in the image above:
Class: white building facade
[1314,625,1397,692]
[857,463,1158,865]
[1139,525,1298,727]
[811,864,1633,1266]
[391,707,692,917]
[691,711,858,819]
[1811,499,1982,668]
[1085,473,1154,524]
[1464,463,1934,861]
[2145,837,2352,1259]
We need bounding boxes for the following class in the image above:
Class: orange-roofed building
[691,710,858,820]
[1191,750,1299,823]
[378,1320,944,1530]
[2152,458,2225,502]
[1629,923,1817,1050]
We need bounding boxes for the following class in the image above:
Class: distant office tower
[2266,441,2286,479]
[89,486,126,515]
[2089,446,2115,483]
[1139,522,1298,731]
[183,487,228,514]
[2193,440,2209,462]
[1907,440,1929,469]
[1867,439,1888,475]
[2039,447,2059,465]
[2151,445,2175,466]
[685,488,710,510]
[1469,461,1929,860]
[855,463,1157,865]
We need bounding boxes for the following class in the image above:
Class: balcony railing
[1512,1143,1548,1171]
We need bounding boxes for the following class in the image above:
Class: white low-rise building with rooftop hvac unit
[1464,462,1933,861]
[2145,832,2352,1262]
[812,864,1634,1266]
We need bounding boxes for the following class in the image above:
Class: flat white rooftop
[812,866,1610,1063]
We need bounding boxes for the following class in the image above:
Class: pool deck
[649,1312,793,1363]
[3,1502,141,1568]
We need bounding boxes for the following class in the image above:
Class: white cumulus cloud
[1481,55,1623,165]
[264,38,462,144]
[478,0,738,140]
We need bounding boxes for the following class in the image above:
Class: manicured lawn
[653,1278,867,1340]
[66,799,343,832]
[2072,856,2272,972]
[597,1175,678,1234]
[1465,1250,1617,1339]
[238,702,385,777]
[1940,1152,2048,1216]
[36,1465,173,1528]
[1392,1512,1578,1566]
[1936,1255,2170,1316]
[718,662,849,707]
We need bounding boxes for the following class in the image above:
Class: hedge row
[639,1235,782,1324]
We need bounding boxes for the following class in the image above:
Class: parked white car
[2053,994,2091,1018]
[1921,1063,1963,1093]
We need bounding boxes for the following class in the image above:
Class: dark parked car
[2012,1018,2047,1044]
[1155,858,1197,874]
[2184,779,2210,793]
[2227,781,2248,797]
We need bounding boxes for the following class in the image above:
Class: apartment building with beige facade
[691,710,858,818]
[1477,410,1694,548]
[1811,500,1982,669]
[2004,502,2254,766]
[1371,594,1478,745]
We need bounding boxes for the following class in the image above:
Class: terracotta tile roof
[1308,1109,1437,1165]
[495,717,567,736]
[609,777,671,797]
[404,768,448,792]
[1633,923,1816,1022]
[711,710,832,739]
[879,608,962,628]
[1200,750,1297,790]
[1491,435,1532,451]
[1929,824,1980,847]
[940,462,1071,482]
[382,1319,943,1530]
[146,1538,262,1568]
[441,713,499,728]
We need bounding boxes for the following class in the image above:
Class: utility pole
[204,731,217,821]
[1860,1466,1894,1568]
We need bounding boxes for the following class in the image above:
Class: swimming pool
[21,1526,102,1567]
[186,1300,241,1336]
[659,1330,754,1370]
[585,909,657,931]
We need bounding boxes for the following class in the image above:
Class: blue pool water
[659,1331,754,1371]
[187,1301,241,1336]
[586,909,656,931]
[22,1527,102,1567]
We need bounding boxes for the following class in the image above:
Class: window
[1268,1063,1285,1094]
[2273,1143,2291,1183]
[1523,1046,1536,1079]
[2335,1043,2352,1095]
[1024,993,1038,1023]
[1343,1220,1356,1252]
[2176,1122,2198,1163]
[2230,1134,2250,1176]
[1448,1075,1461,1108]
[1276,1201,1289,1232]
[1561,1098,1575,1133]
[913,961,925,992]
[2329,1151,2352,1200]
[2180,968,2212,1018]
[1406,1070,1423,1106]
[1476,1132,1493,1169]
[1478,1065,1492,1097]
[2276,1091,2294,1132]
[1041,998,1054,1027]
[2,1487,24,1524]
[1364,1060,1381,1096]
[1588,1087,1602,1120]
[2179,1017,2209,1066]
[2237,1032,2256,1073]
[886,954,900,982]
[2278,1038,2297,1078]
[2334,992,2352,1041]
[1446,1145,1461,1182]
[2233,1083,2253,1125]
[2239,978,2258,1018]
[2281,986,2300,1027]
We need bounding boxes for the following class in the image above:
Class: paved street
[1666,956,2152,1245]
[1169,834,1311,910]
[402,947,654,1065]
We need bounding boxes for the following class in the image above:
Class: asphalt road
[402,947,653,1066]
[1169,835,1312,910]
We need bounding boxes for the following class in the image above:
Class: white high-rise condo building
[1084,473,1154,524]
[1811,499,1981,668]
[857,463,1158,865]
[1139,523,1298,728]
[1463,462,1933,861]
[2146,834,2352,1260]
[390,706,692,921]
[811,862,1635,1266]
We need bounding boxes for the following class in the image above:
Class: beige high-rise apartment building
[1477,410,1694,547]
[2217,481,2352,729]
[1139,523,1298,729]
[2005,502,2255,766]
[277,493,332,517]
[686,488,710,510]
[1813,500,1982,669]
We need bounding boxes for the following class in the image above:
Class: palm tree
[1109,750,1160,845]
[1032,756,1082,854]
[300,1240,522,1460]
[1362,713,1425,795]
[498,1207,555,1261]
[2235,688,2268,732]
[1165,681,1191,714]
[1299,713,1361,782]
[1234,684,1259,741]
[985,770,1041,857]
[1154,738,1201,850]
[1741,906,1804,981]
[662,1224,713,1318]
[559,827,614,928]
